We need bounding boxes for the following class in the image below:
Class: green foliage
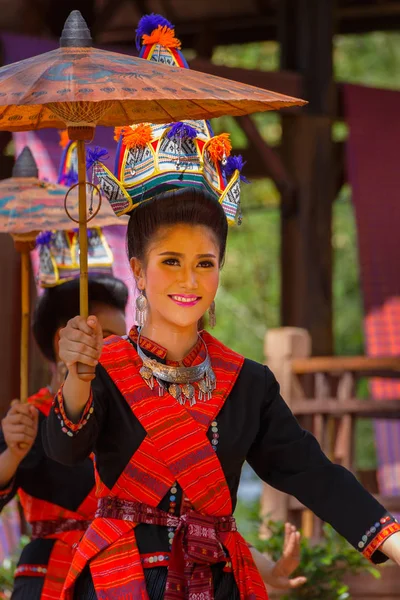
[258,521,380,600]
[0,556,14,597]
[214,206,280,363]
[234,501,380,600]
[335,32,400,89]
[0,535,29,597]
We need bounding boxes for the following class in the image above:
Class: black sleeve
[247,367,391,563]
[0,413,46,511]
[43,364,109,466]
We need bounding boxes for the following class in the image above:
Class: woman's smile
[168,294,202,307]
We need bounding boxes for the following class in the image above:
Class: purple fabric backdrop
[345,83,400,515]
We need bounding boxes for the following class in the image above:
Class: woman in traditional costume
[0,227,128,600]
[44,14,400,600]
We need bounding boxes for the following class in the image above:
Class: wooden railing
[260,328,400,538]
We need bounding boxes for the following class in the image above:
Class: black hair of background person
[32,275,129,363]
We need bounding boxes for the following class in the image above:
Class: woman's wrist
[0,448,21,488]
[62,373,92,423]
[380,530,400,563]
[249,546,274,581]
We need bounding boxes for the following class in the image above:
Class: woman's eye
[163,258,180,266]
[198,261,215,268]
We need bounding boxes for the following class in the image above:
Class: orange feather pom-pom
[142,25,181,49]
[119,123,153,149]
[114,126,128,142]
[206,134,232,163]
[59,129,70,149]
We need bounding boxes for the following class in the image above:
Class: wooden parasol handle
[12,237,37,403]
[75,137,96,382]
[20,249,30,401]
[12,238,36,450]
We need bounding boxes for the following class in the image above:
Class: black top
[43,349,391,565]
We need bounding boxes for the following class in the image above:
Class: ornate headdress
[35,227,114,288]
[35,134,114,288]
[90,14,248,225]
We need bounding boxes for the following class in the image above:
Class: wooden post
[261,327,312,535]
[0,235,21,418]
[278,0,337,356]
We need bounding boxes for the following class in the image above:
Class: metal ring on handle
[63,181,102,224]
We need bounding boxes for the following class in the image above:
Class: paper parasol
[0,10,305,379]
[3,147,124,401]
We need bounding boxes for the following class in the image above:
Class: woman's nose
[179,267,198,289]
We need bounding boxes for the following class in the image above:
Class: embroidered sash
[63,334,268,600]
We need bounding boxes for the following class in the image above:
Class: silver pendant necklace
[135,329,216,406]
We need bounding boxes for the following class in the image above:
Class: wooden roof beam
[188,58,304,105]
[235,114,294,195]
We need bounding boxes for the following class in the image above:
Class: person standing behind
[0,227,128,600]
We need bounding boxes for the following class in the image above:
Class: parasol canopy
[0,11,305,134]
[0,148,125,235]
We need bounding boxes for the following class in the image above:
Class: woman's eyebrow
[158,251,217,258]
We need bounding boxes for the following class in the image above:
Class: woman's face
[133,224,220,331]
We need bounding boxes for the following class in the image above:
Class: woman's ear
[129,257,145,290]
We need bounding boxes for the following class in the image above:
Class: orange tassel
[114,126,128,142]
[206,134,232,163]
[142,25,181,49]
[120,123,153,149]
[59,129,70,149]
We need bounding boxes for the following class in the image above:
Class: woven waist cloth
[31,518,92,539]
[96,496,237,600]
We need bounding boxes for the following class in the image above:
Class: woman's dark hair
[32,275,128,363]
[127,187,228,265]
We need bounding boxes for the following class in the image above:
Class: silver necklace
[135,329,216,406]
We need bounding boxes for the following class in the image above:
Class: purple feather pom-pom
[166,122,198,141]
[73,228,94,239]
[86,147,109,171]
[135,14,174,50]
[36,230,54,247]
[60,167,78,187]
[223,155,249,183]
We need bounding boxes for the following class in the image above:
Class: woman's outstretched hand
[267,523,307,589]
[59,315,103,381]
[250,523,307,590]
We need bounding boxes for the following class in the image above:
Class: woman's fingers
[5,413,36,429]
[88,316,104,349]
[59,316,103,368]
[61,339,100,360]
[61,351,99,368]
[60,328,100,352]
[7,431,36,445]
[68,315,97,337]
[5,421,37,438]
[288,576,307,588]
[283,524,298,557]
[8,401,32,417]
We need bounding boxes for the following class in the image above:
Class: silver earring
[209,301,216,328]
[135,290,148,327]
